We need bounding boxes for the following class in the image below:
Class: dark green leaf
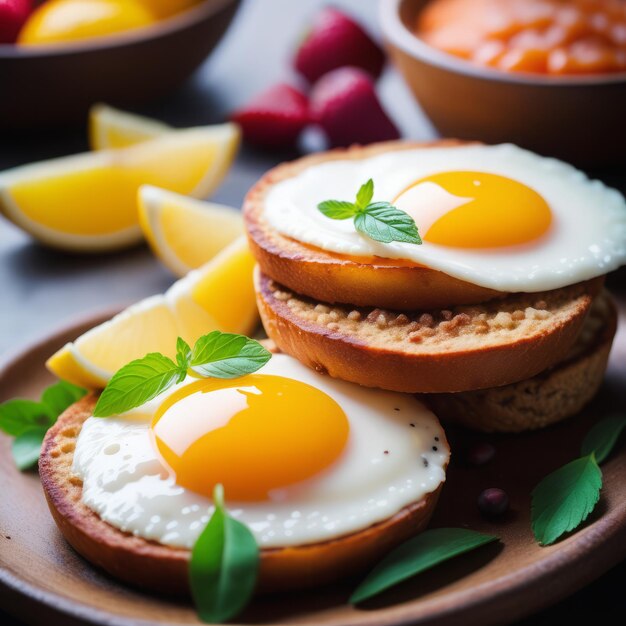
[356,178,374,209]
[531,454,602,546]
[355,202,422,244]
[317,200,357,220]
[176,337,192,380]
[190,332,271,379]
[12,427,48,471]
[0,399,53,436]
[93,353,180,417]
[190,485,259,623]
[581,414,626,464]
[41,381,87,417]
[350,528,498,604]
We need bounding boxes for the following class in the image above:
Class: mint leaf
[317,200,357,220]
[190,485,259,623]
[41,380,87,417]
[0,399,53,436]
[176,337,192,381]
[12,427,48,471]
[531,454,602,546]
[356,178,374,209]
[350,528,498,604]
[93,353,181,417]
[191,332,271,379]
[581,414,626,464]
[355,202,422,244]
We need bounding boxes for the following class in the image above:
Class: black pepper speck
[432,446,438,451]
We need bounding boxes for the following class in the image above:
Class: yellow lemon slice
[46,236,258,388]
[0,123,240,252]
[139,0,200,18]
[18,0,157,46]
[138,185,243,277]
[89,103,170,150]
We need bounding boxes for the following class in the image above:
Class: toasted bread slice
[244,140,503,311]
[427,292,617,432]
[40,402,445,596]
[256,268,603,394]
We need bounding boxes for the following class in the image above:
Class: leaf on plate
[581,413,626,464]
[0,399,53,436]
[350,528,498,604]
[41,380,87,417]
[190,485,259,623]
[531,454,602,546]
[12,427,48,471]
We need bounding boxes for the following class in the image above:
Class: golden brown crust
[243,140,503,310]
[426,293,617,432]
[39,397,445,596]
[256,268,603,394]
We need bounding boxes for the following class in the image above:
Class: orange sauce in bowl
[416,0,626,75]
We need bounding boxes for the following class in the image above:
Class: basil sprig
[191,485,259,623]
[93,331,271,417]
[318,179,422,245]
[350,528,498,604]
[531,413,625,546]
[0,380,87,470]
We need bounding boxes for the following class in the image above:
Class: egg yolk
[151,375,350,501]
[394,171,552,248]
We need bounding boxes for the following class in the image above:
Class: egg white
[72,355,448,549]
[263,144,626,292]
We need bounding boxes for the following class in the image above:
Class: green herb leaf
[41,380,87,417]
[531,454,602,546]
[190,332,271,379]
[12,427,48,471]
[93,353,181,417]
[354,202,422,244]
[190,485,259,623]
[0,399,53,436]
[176,337,192,381]
[350,528,497,604]
[581,414,626,464]
[317,199,357,220]
[356,178,374,209]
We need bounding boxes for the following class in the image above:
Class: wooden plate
[1,302,626,626]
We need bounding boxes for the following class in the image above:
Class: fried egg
[72,354,448,548]
[263,144,626,292]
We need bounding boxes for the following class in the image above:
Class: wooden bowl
[380,0,626,168]
[0,0,240,129]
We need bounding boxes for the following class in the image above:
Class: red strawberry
[231,83,310,150]
[294,7,386,84]
[0,0,33,44]
[310,67,400,147]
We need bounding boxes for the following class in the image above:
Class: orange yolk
[394,171,552,248]
[151,375,350,501]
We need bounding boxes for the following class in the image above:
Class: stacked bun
[244,141,622,431]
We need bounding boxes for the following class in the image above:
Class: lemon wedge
[89,103,170,150]
[0,123,240,251]
[46,236,258,388]
[138,185,243,277]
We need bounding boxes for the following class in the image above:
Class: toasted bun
[427,292,617,432]
[256,268,603,394]
[40,401,445,596]
[244,140,503,311]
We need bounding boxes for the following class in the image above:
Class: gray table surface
[1,0,624,623]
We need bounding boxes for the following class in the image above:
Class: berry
[231,83,310,150]
[0,0,33,44]
[467,442,495,466]
[310,67,400,147]
[478,488,509,517]
[294,7,385,83]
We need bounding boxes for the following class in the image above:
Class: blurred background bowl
[380,0,626,168]
[0,0,240,129]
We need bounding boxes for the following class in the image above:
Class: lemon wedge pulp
[0,123,240,251]
[47,236,258,388]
